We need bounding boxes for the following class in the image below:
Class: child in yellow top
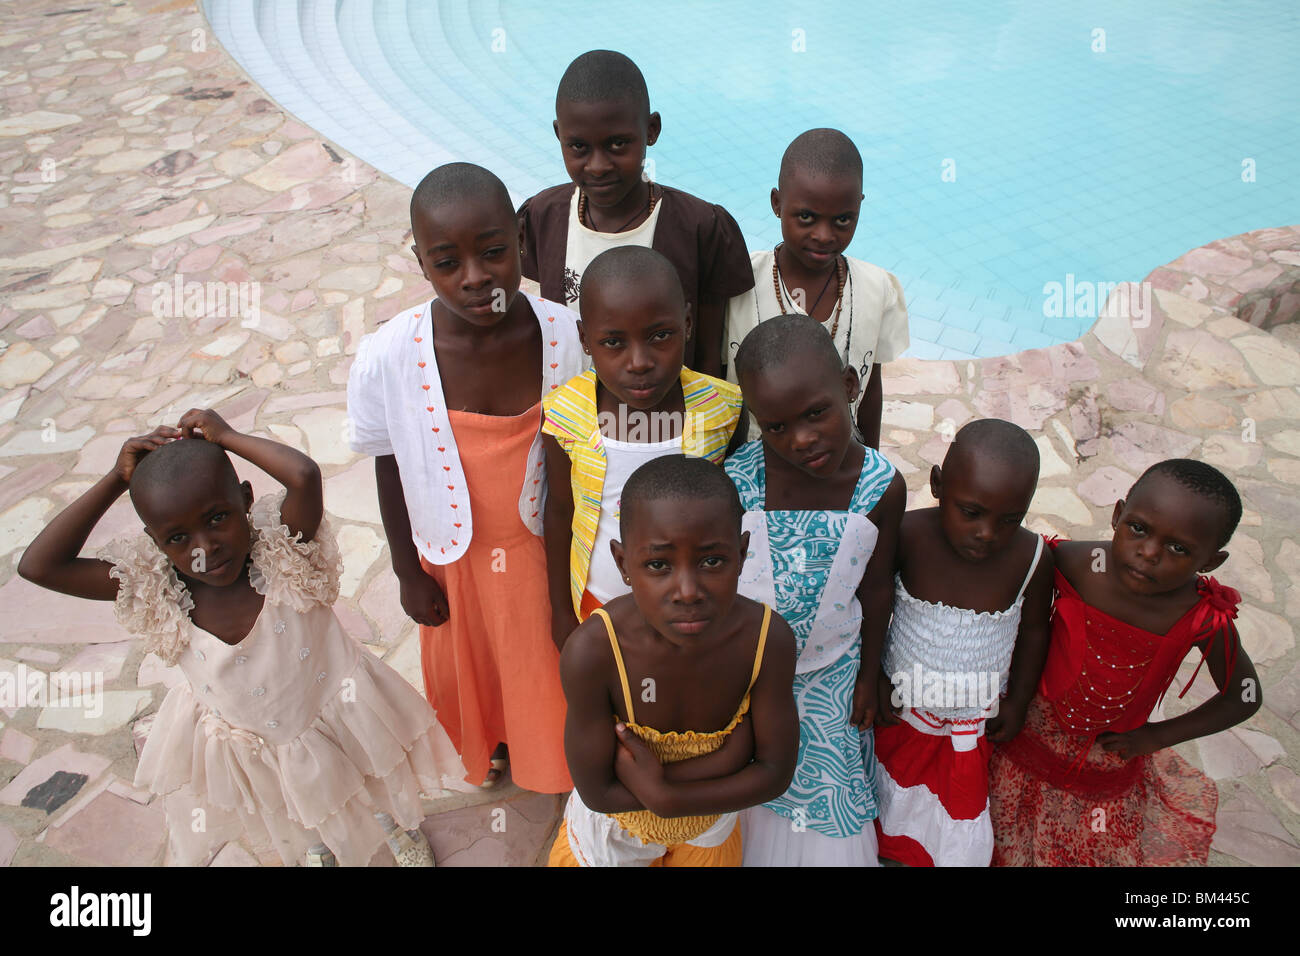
[548,454,798,867]
[541,246,747,650]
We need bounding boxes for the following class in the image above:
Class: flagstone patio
[0,0,1296,866]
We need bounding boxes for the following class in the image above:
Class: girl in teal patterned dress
[726,314,905,866]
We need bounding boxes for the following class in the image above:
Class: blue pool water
[205,0,1300,358]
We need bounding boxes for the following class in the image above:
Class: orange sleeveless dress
[417,402,571,793]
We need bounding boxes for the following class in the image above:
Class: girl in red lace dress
[988,459,1261,866]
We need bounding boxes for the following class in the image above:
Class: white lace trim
[98,490,341,663]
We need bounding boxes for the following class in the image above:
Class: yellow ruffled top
[591,606,770,846]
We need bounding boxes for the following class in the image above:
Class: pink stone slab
[263,389,346,415]
[0,575,130,644]
[14,647,60,666]
[916,436,948,468]
[932,398,971,428]
[63,640,130,683]
[210,842,258,866]
[1175,246,1253,277]
[423,790,564,867]
[1076,466,1136,508]
[0,727,36,764]
[177,244,221,273]
[43,790,166,866]
[0,743,110,807]
[1212,789,1300,867]
[0,460,65,514]
[1108,422,1201,474]
[1106,378,1166,415]
[188,216,264,245]
[107,778,154,806]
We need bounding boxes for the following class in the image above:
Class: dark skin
[741,349,906,729]
[771,168,883,447]
[560,496,797,817]
[877,446,1054,742]
[381,195,544,630]
[1052,473,1261,759]
[17,408,323,646]
[553,97,725,375]
[542,273,747,649]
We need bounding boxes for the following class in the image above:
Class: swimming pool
[204,0,1300,359]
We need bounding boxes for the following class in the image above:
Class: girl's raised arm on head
[177,408,322,542]
[18,427,179,600]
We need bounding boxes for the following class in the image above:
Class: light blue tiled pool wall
[204,0,1300,359]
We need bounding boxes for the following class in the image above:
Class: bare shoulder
[1023,528,1056,574]
[897,505,937,561]
[559,613,613,681]
[899,505,937,539]
[868,470,907,524]
[747,598,796,680]
[1053,539,1095,573]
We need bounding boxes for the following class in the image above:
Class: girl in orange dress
[347,164,585,792]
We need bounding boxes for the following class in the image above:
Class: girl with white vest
[348,164,586,793]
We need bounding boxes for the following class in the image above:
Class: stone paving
[0,1,1297,867]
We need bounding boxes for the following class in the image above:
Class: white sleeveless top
[883,535,1044,723]
[584,433,682,603]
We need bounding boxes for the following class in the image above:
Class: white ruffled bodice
[98,489,341,667]
[883,575,1022,721]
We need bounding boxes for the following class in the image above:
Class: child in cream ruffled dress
[18,408,466,867]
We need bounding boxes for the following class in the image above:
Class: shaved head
[410,162,514,227]
[778,128,863,191]
[944,419,1039,485]
[734,313,844,389]
[620,454,743,542]
[130,438,241,516]
[579,245,684,315]
[556,50,650,117]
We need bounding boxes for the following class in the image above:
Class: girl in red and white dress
[874,419,1053,866]
[989,459,1261,866]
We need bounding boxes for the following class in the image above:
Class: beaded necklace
[772,245,847,341]
[578,182,659,233]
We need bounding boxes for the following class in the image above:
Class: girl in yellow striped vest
[542,247,748,650]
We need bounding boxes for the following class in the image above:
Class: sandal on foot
[387,827,436,867]
[479,756,508,789]
[305,844,337,867]
[376,812,436,867]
